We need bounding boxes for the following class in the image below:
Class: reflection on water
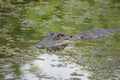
[18,53,90,80]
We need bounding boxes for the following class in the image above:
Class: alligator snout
[36,39,70,50]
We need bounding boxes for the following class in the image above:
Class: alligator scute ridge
[36,28,120,51]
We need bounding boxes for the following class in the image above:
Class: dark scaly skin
[72,28,120,40]
[36,28,120,51]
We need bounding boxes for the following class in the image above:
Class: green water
[0,0,120,80]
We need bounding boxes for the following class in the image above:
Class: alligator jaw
[36,39,70,50]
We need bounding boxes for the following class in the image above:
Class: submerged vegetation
[0,0,120,80]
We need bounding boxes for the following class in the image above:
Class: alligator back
[72,28,120,40]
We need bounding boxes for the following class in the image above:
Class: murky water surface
[0,0,120,80]
[18,53,90,80]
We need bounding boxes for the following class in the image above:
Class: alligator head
[36,31,72,51]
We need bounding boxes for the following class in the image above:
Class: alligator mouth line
[55,40,70,46]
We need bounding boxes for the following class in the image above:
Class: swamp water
[0,0,120,80]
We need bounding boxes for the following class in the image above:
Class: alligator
[36,28,120,51]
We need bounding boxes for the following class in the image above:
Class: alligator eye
[54,34,62,40]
